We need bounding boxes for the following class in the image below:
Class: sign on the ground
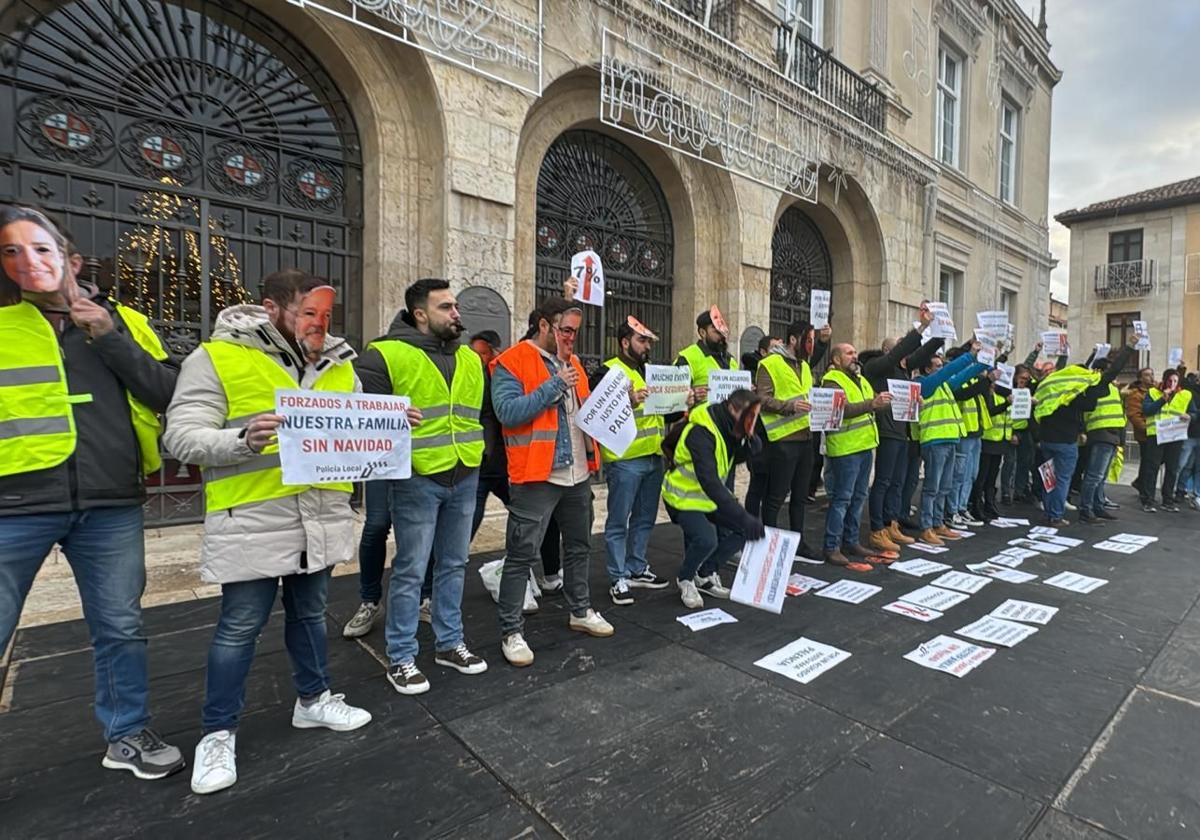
[956,616,1039,647]
[676,609,738,632]
[731,527,797,614]
[904,635,995,678]
[990,599,1059,625]
[754,637,851,685]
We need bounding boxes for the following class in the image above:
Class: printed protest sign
[1169,347,1184,368]
[1157,415,1189,444]
[1044,571,1108,594]
[1037,458,1056,492]
[928,301,957,340]
[976,310,1009,333]
[965,563,1038,584]
[576,366,635,456]
[643,364,691,415]
[888,379,921,422]
[889,559,952,577]
[786,574,830,596]
[1041,331,1068,357]
[898,585,971,611]
[814,579,882,604]
[955,616,1038,647]
[990,599,1058,625]
[882,601,943,622]
[994,363,1015,390]
[754,637,851,685]
[676,609,738,632]
[707,369,753,404]
[1010,388,1031,420]
[731,527,797,614]
[571,250,605,307]
[809,387,846,432]
[1093,343,1111,361]
[809,289,831,329]
[1133,320,1151,350]
[904,635,995,678]
[276,390,411,484]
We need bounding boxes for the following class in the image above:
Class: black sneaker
[1103,499,1121,510]
[1046,517,1071,527]
[1142,502,1158,513]
[1162,502,1180,512]
[609,579,635,606]
[1078,513,1101,525]
[796,541,821,560]
[435,644,488,675]
[101,728,185,780]
[1097,509,1118,521]
[387,662,430,695]
[628,568,669,589]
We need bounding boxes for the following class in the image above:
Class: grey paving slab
[1028,809,1126,840]
[1058,689,1200,840]
[1141,600,1200,703]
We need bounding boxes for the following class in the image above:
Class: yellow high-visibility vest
[1084,383,1125,433]
[821,369,878,457]
[0,301,166,477]
[1147,387,1193,437]
[370,340,484,474]
[1034,365,1100,421]
[661,405,729,512]
[758,353,813,441]
[202,340,353,511]
[678,343,738,389]
[917,381,965,445]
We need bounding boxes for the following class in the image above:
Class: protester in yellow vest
[587,316,674,607]
[0,204,183,781]
[674,307,739,404]
[968,378,1011,522]
[755,320,819,557]
[819,344,893,568]
[166,270,403,794]
[661,390,766,608]
[1078,357,1127,522]
[1143,367,1196,512]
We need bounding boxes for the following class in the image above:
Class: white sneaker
[343,602,380,638]
[609,578,635,606]
[696,573,730,599]
[569,609,614,637]
[418,598,431,624]
[191,730,237,795]
[960,514,984,527]
[1064,500,1077,512]
[678,578,703,609]
[949,513,968,528]
[540,573,564,593]
[522,583,540,614]
[502,633,534,667]
[292,690,372,732]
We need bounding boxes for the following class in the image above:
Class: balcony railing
[1093,259,1156,300]
[663,0,739,42]
[774,22,886,132]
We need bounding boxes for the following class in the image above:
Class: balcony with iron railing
[663,0,740,41]
[774,21,886,132]
[1093,259,1156,300]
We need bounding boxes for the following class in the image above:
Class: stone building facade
[1058,177,1200,374]
[0,0,1059,524]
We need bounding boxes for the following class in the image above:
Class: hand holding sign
[245,413,284,453]
[571,250,605,307]
[575,366,635,456]
[809,290,831,330]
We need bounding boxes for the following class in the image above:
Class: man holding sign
[356,278,490,695]
[1143,368,1196,511]
[165,271,384,794]
[674,307,739,405]
[491,297,614,667]
[588,317,672,606]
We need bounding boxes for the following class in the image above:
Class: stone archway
[458,285,512,347]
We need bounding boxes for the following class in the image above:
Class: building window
[776,0,823,44]
[937,44,963,168]
[1000,288,1016,319]
[999,100,1019,205]
[939,267,963,323]
[1108,229,1144,264]
[1106,311,1144,367]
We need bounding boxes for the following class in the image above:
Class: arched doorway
[1,0,363,525]
[770,205,832,339]
[458,285,512,348]
[534,129,673,371]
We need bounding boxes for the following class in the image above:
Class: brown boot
[824,548,873,573]
[869,529,900,553]
[935,525,962,540]
[888,521,916,545]
[919,528,945,546]
[844,543,875,558]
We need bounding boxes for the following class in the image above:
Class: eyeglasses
[554,325,578,338]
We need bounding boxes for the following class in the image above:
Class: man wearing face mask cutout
[0,205,182,781]
[661,389,766,609]
[166,270,415,794]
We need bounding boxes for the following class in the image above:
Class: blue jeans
[919,443,957,530]
[1040,441,1079,521]
[953,436,982,512]
[0,505,149,742]
[385,472,478,664]
[823,451,873,551]
[868,438,908,530]
[357,480,394,604]
[667,506,746,581]
[1180,439,1200,495]
[1079,442,1116,517]
[603,455,663,583]
[203,568,331,733]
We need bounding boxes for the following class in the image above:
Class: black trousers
[762,439,815,542]
[971,451,1003,516]
[1135,439,1160,504]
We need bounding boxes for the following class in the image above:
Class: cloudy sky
[1046,0,1200,300]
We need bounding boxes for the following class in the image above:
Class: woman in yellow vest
[969,379,1013,522]
[164,270,402,794]
[590,317,673,607]
[0,204,183,781]
[1143,367,1196,512]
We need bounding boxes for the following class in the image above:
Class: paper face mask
[709,305,729,338]
[1,219,65,295]
[294,285,335,355]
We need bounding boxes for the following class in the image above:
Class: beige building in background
[1,0,1059,527]
[1057,176,1200,375]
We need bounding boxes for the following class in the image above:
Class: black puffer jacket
[0,292,180,516]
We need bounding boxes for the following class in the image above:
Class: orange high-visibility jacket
[491,341,599,484]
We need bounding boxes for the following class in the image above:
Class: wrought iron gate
[1,0,363,525]
[770,205,831,339]
[534,130,673,373]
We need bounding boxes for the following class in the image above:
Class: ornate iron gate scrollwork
[770,205,832,339]
[534,130,674,372]
[1,0,363,525]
